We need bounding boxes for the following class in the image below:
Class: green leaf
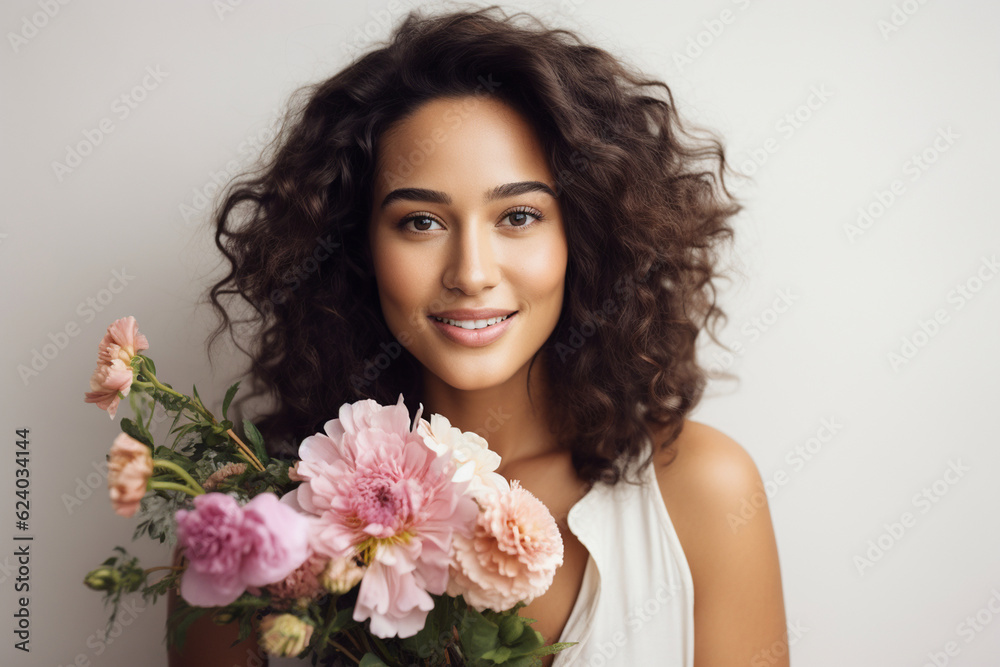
[120,418,153,448]
[141,354,156,375]
[359,654,388,667]
[222,381,240,420]
[330,607,356,633]
[458,606,501,660]
[531,641,578,656]
[242,419,269,464]
[481,645,512,663]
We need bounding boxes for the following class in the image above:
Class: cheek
[514,234,568,300]
[372,239,434,330]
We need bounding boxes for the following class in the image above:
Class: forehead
[373,95,554,197]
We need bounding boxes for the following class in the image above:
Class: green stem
[138,360,267,472]
[153,460,205,494]
[149,480,202,497]
[140,361,216,422]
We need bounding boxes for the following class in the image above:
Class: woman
[169,5,787,666]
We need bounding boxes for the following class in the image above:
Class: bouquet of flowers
[82,316,575,665]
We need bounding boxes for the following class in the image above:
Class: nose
[442,222,501,295]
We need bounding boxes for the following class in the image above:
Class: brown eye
[509,212,530,226]
[398,215,442,233]
[501,206,544,229]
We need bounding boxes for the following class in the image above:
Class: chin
[427,363,521,393]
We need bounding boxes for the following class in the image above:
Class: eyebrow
[379,180,557,210]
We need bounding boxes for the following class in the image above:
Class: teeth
[433,314,511,330]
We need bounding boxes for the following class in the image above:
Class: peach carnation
[448,480,564,612]
[84,316,149,419]
[107,433,153,518]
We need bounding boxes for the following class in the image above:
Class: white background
[2,0,998,665]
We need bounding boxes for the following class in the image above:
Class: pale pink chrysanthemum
[84,316,149,419]
[280,395,478,639]
[107,432,154,518]
[447,480,564,612]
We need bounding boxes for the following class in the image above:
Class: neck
[419,354,560,467]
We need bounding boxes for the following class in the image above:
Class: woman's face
[368,95,567,392]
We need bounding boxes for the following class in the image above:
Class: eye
[501,206,545,229]
[398,214,443,233]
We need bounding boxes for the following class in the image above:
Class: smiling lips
[428,309,518,347]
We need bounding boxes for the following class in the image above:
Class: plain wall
[2,0,998,665]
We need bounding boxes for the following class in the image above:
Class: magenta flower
[281,395,478,638]
[176,492,311,607]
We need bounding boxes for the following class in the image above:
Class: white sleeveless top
[551,451,695,667]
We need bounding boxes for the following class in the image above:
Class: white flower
[417,413,510,500]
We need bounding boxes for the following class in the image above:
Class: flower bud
[320,556,366,594]
[499,613,524,644]
[258,613,314,657]
[212,609,237,625]
[84,567,121,592]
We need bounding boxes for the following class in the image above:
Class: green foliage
[242,419,270,464]
[84,547,150,639]
[86,352,579,666]
[120,416,153,448]
[222,381,240,420]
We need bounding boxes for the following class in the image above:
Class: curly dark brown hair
[205,4,743,485]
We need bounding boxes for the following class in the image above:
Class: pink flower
[107,433,153,518]
[259,550,329,609]
[176,492,311,607]
[448,480,564,612]
[281,395,478,638]
[84,316,149,419]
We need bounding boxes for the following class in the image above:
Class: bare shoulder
[650,417,772,561]
[651,419,789,666]
[652,419,763,520]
